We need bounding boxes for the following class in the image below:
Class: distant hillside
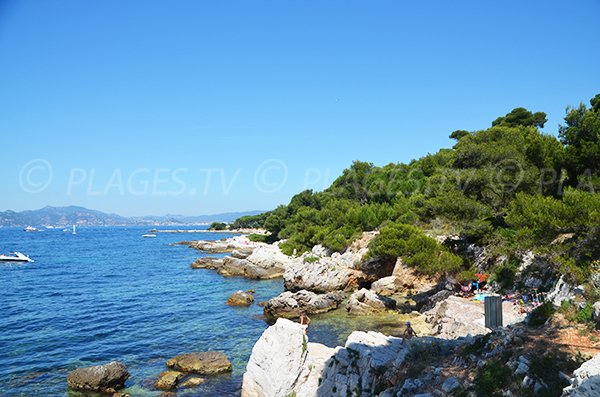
[133,211,265,225]
[0,206,265,227]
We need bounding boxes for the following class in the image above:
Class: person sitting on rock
[402,321,417,341]
[299,311,311,334]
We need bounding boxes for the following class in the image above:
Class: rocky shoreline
[66,232,600,396]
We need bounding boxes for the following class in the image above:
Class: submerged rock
[166,352,232,375]
[263,290,346,319]
[180,376,206,388]
[154,371,184,391]
[346,288,396,315]
[227,290,255,306]
[67,361,129,393]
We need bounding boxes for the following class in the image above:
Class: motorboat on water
[23,226,39,232]
[0,252,34,262]
[142,234,157,238]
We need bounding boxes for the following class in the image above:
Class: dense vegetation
[236,94,600,282]
[208,222,228,231]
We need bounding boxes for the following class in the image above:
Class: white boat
[142,234,157,238]
[23,226,39,232]
[0,252,34,262]
[72,225,77,235]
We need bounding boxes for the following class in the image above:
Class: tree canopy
[234,94,599,281]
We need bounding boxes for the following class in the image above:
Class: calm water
[0,226,410,396]
[0,227,285,396]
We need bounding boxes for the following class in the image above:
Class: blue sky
[1,0,599,216]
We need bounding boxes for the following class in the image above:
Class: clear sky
[1,0,599,216]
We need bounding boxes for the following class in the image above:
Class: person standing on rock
[402,321,417,342]
[299,311,311,334]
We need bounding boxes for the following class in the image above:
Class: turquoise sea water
[0,227,285,396]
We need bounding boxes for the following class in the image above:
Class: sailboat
[72,225,77,235]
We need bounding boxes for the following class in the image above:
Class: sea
[0,226,413,396]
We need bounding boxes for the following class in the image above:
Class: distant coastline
[0,206,265,228]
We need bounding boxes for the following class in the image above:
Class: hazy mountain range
[0,206,264,227]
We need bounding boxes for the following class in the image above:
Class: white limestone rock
[563,353,600,396]
[346,288,396,315]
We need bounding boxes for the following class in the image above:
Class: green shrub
[528,302,555,326]
[575,303,594,324]
[474,360,512,396]
[528,352,576,397]
[304,256,320,264]
[369,223,463,275]
[248,233,270,243]
[492,261,518,290]
[209,222,227,231]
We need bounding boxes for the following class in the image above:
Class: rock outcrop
[192,243,292,279]
[371,258,438,297]
[263,290,346,319]
[242,318,458,397]
[563,353,600,396]
[67,361,129,393]
[227,290,255,306]
[242,318,335,397]
[283,242,370,293]
[548,275,576,307]
[191,256,224,269]
[425,295,525,339]
[166,352,232,375]
[346,288,397,315]
[183,235,260,253]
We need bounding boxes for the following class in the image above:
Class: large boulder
[548,275,575,307]
[346,288,397,315]
[563,353,600,396]
[263,290,346,319]
[242,318,335,397]
[166,352,232,375]
[67,361,129,393]
[370,258,439,297]
[227,290,255,306]
[594,302,600,323]
[371,276,402,296]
